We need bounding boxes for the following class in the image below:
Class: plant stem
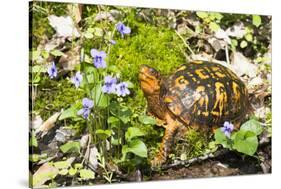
[175,30,195,55]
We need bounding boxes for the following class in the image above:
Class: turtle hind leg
[151,114,180,168]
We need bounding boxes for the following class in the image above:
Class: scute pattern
[161,61,249,125]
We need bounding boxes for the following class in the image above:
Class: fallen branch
[161,148,228,170]
[160,138,271,170]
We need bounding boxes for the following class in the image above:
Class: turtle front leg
[147,111,167,128]
[151,114,179,167]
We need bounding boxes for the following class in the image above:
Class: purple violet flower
[47,62,57,79]
[71,71,83,88]
[116,82,130,97]
[102,76,117,94]
[116,22,131,38]
[221,121,234,138]
[90,49,107,68]
[77,98,94,119]
[109,39,116,45]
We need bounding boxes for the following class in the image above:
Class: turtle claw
[151,155,166,168]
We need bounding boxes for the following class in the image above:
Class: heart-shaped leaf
[240,119,263,135]
[233,130,258,156]
[60,141,81,154]
[125,127,145,141]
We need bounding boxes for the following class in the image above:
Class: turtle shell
[160,60,250,126]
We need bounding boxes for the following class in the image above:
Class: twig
[160,139,270,170]
[225,45,230,64]
[82,134,92,166]
[160,148,228,170]
[175,30,195,55]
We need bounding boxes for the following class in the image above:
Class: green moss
[30,1,68,48]
[174,128,209,159]
[108,23,187,109]
[33,77,85,120]
[109,23,186,83]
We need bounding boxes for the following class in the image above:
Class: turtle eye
[149,68,157,75]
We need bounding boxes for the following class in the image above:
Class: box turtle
[138,60,251,167]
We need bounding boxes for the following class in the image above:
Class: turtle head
[139,64,161,96]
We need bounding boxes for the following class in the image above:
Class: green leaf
[50,49,65,57]
[31,50,41,61]
[32,65,47,73]
[94,27,104,37]
[107,116,121,128]
[196,11,208,19]
[32,163,58,187]
[32,74,41,84]
[125,127,145,141]
[95,129,113,140]
[84,31,94,39]
[233,130,258,156]
[108,116,120,124]
[82,62,98,75]
[240,40,248,48]
[111,137,122,145]
[41,50,49,59]
[58,169,68,175]
[110,103,132,124]
[92,84,110,108]
[214,129,231,148]
[212,12,223,20]
[29,154,47,162]
[29,154,40,162]
[79,169,95,180]
[245,33,253,42]
[53,161,71,169]
[59,105,79,120]
[138,115,156,125]
[125,81,134,88]
[122,139,147,159]
[68,168,77,176]
[30,132,38,147]
[87,28,96,33]
[74,163,83,169]
[60,141,81,154]
[252,15,262,27]
[231,39,238,49]
[209,22,220,32]
[240,119,263,135]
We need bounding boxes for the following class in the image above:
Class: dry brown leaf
[207,37,226,52]
[67,4,83,24]
[59,46,81,71]
[248,76,263,89]
[254,107,271,120]
[80,134,89,149]
[226,22,246,39]
[95,11,116,22]
[37,112,61,134]
[215,29,231,44]
[30,115,43,130]
[48,15,80,39]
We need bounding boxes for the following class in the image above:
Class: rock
[230,52,258,78]
[80,134,89,149]
[30,115,43,130]
[226,22,246,39]
[48,15,80,39]
[58,46,81,71]
[55,128,74,143]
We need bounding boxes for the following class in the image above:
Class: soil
[150,144,271,181]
